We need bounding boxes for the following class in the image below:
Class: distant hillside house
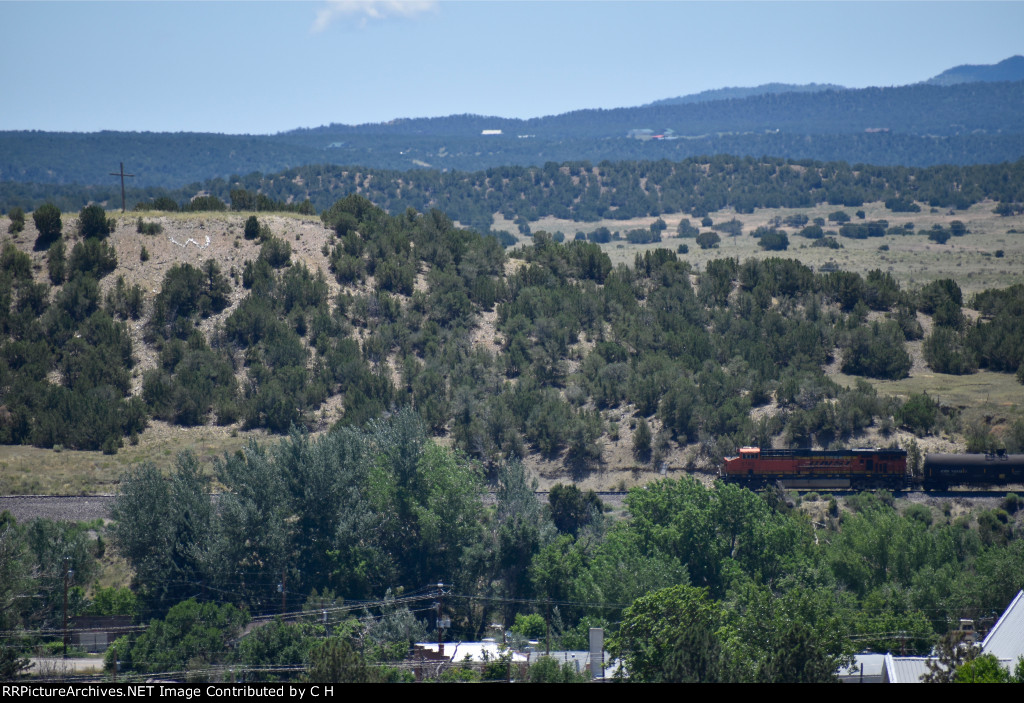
[481,129,503,136]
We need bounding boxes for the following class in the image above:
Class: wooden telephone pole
[109,162,135,212]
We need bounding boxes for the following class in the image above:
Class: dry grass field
[0,423,260,495]
[503,199,1024,295]
[2,201,1023,495]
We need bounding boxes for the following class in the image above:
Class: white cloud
[312,1,438,32]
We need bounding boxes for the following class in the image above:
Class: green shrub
[136,217,163,235]
[633,417,652,462]
[512,613,546,639]
[259,235,292,268]
[696,231,720,250]
[68,238,118,279]
[244,215,260,240]
[897,393,939,435]
[32,202,62,249]
[187,195,227,212]
[78,204,114,239]
[47,238,66,285]
[842,320,912,379]
[7,206,25,234]
[904,503,933,526]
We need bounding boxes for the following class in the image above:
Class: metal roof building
[981,590,1024,662]
[882,655,936,684]
[840,653,887,683]
[883,590,1024,682]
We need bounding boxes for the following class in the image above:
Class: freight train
[721,447,1024,490]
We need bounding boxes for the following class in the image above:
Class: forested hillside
[5,156,1024,234]
[2,195,1023,477]
[2,80,1024,191]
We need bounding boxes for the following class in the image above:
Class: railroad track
[0,494,117,522]
[0,491,634,522]
[2,488,1012,523]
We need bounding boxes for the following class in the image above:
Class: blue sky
[2,1,1022,134]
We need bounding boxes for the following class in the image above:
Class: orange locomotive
[721,446,908,489]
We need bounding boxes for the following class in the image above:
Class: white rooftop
[840,653,887,682]
[883,654,937,683]
[416,641,528,663]
[883,588,1024,683]
[981,590,1024,662]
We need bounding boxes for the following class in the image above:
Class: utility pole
[62,556,72,657]
[109,162,135,213]
[279,569,287,615]
[435,583,450,659]
[545,599,551,656]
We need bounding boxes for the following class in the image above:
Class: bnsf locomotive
[721,447,1024,490]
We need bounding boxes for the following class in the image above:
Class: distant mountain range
[645,55,1024,105]
[924,55,1024,86]
[2,57,1024,195]
[644,83,847,107]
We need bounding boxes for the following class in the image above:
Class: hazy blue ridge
[924,55,1024,86]
[643,82,847,107]
[3,76,1024,190]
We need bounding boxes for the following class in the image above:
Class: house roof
[882,589,1024,683]
[883,654,937,683]
[415,642,529,663]
[981,590,1024,662]
[840,653,887,682]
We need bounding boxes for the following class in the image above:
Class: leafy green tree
[696,231,721,250]
[677,218,698,238]
[954,653,1014,683]
[611,585,727,682]
[126,599,247,674]
[148,261,231,339]
[359,589,427,661]
[32,202,62,250]
[186,195,226,212]
[238,619,323,675]
[756,228,789,251]
[0,516,32,680]
[720,582,851,683]
[530,535,588,622]
[109,455,212,616]
[21,519,98,630]
[47,238,66,285]
[897,393,940,435]
[78,204,114,239]
[205,441,294,608]
[85,585,138,616]
[922,631,979,683]
[842,320,912,379]
[244,215,260,240]
[492,461,548,623]
[632,418,652,463]
[548,483,603,536]
[306,638,379,683]
[527,656,589,683]
[512,612,546,640]
[437,663,482,682]
[68,238,117,279]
